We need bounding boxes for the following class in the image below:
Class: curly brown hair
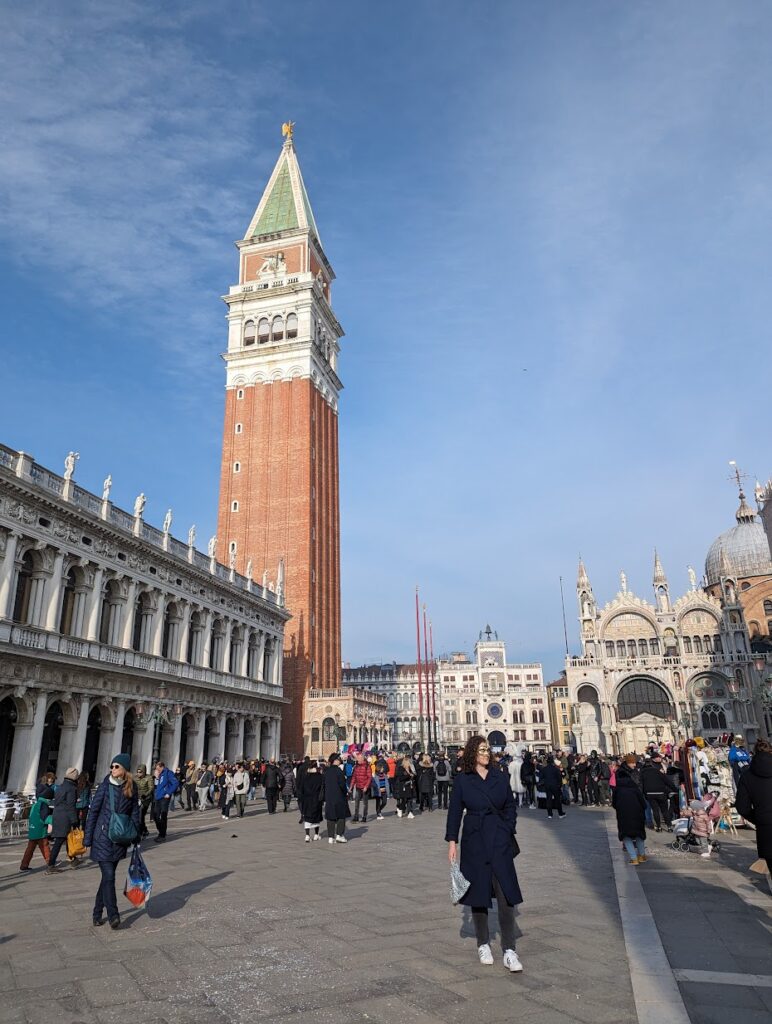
[754,738,772,756]
[460,734,489,773]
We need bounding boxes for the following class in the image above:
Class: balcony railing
[0,622,284,700]
[0,444,282,608]
[307,686,387,706]
[568,651,751,670]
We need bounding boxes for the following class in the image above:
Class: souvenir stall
[678,738,740,828]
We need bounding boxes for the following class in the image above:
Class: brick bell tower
[217,124,343,756]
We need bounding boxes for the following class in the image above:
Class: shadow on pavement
[138,870,234,921]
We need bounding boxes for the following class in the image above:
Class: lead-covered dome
[705,490,772,585]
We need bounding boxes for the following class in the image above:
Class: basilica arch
[614,676,676,753]
[575,684,604,753]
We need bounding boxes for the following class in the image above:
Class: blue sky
[1,2,770,677]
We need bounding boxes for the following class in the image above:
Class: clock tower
[216,126,343,755]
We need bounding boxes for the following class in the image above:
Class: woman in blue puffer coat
[84,753,140,929]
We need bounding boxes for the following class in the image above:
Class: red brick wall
[217,377,341,755]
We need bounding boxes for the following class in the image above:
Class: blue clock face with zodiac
[487,702,504,719]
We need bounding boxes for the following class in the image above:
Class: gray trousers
[471,875,516,951]
[326,819,346,838]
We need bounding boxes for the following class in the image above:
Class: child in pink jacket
[684,799,712,858]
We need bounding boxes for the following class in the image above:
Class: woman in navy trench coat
[84,753,140,929]
[446,735,523,972]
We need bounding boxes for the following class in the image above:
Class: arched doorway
[576,685,604,753]
[616,677,674,752]
[487,730,507,751]
[397,741,410,754]
[83,705,101,781]
[0,696,17,788]
[203,716,214,762]
[121,707,136,757]
[38,701,64,778]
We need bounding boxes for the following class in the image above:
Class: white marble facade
[0,445,289,793]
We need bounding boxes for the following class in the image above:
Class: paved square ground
[1,797,769,1023]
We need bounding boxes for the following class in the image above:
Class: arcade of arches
[0,684,282,794]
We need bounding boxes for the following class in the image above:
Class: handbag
[124,844,153,908]
[67,826,87,858]
[108,784,139,845]
[449,860,471,904]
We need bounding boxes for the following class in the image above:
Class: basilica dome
[705,490,772,585]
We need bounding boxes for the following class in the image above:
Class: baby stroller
[670,815,721,854]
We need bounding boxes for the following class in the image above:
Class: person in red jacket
[349,753,373,822]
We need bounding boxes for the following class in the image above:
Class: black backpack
[435,760,448,779]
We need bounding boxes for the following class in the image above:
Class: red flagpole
[422,603,430,751]
[429,620,437,749]
[415,587,424,751]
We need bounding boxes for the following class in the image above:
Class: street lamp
[136,682,183,763]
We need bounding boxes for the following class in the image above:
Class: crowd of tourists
[14,730,771,935]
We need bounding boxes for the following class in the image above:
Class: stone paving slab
[0,798,637,1023]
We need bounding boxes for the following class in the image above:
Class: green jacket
[28,797,53,841]
[136,774,154,801]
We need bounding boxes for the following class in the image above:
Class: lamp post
[135,682,183,764]
[752,655,772,740]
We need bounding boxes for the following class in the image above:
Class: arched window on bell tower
[286,313,298,339]
[271,315,284,342]
[243,321,256,346]
[258,318,270,344]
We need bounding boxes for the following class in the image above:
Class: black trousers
[184,783,197,810]
[523,781,535,805]
[152,799,169,837]
[437,781,449,808]
[471,875,516,951]
[48,836,67,867]
[266,788,279,813]
[93,860,119,921]
[545,790,563,817]
[569,778,579,802]
[587,779,600,804]
[326,818,346,838]
[647,794,672,828]
[139,797,152,835]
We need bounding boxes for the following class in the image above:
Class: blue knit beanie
[112,753,131,772]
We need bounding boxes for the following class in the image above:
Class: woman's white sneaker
[503,949,523,973]
[396,808,403,818]
[335,835,348,843]
[478,944,494,966]
[328,837,334,844]
[407,812,415,819]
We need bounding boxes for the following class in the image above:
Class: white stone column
[240,633,250,678]
[138,720,156,771]
[7,690,48,793]
[120,580,138,649]
[0,531,20,620]
[44,549,66,631]
[95,700,126,782]
[222,621,233,676]
[259,718,269,758]
[59,695,91,773]
[235,716,245,760]
[151,594,165,657]
[107,600,122,646]
[28,576,46,627]
[215,712,226,761]
[167,712,183,770]
[178,603,191,663]
[272,717,281,759]
[85,565,105,641]
[191,710,206,767]
[202,612,213,669]
[272,640,282,687]
[256,632,267,681]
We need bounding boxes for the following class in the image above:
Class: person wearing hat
[640,755,676,832]
[46,767,80,874]
[83,753,139,929]
[612,755,648,865]
[324,752,350,843]
[135,764,154,837]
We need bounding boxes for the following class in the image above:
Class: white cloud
[0,2,282,378]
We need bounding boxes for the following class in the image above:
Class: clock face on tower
[487,702,504,719]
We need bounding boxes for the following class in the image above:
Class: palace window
[638,639,648,657]
[701,703,727,732]
[616,641,626,658]
[606,641,615,657]
[683,636,692,654]
[764,599,772,615]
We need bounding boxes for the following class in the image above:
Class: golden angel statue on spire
[282,120,295,142]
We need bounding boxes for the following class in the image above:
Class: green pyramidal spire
[245,133,321,244]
